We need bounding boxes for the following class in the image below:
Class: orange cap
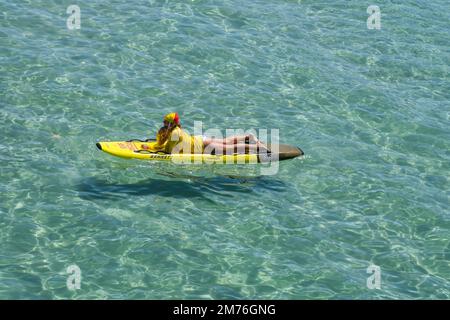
[164,112,180,125]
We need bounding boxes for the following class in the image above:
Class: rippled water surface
[1,0,449,299]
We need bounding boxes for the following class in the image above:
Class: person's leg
[205,142,268,155]
[204,134,258,145]
[223,135,251,144]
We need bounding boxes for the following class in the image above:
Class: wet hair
[157,122,181,144]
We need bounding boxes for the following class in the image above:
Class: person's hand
[141,144,148,150]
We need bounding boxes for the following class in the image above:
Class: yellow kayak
[96,139,303,164]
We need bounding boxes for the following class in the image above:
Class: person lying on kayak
[141,112,269,154]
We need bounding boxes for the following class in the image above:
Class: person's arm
[142,128,166,150]
[165,127,182,153]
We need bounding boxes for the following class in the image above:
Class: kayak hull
[96,140,303,164]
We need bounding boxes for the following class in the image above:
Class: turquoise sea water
[1,0,449,299]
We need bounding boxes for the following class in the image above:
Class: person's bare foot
[257,141,270,153]
[247,134,258,144]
